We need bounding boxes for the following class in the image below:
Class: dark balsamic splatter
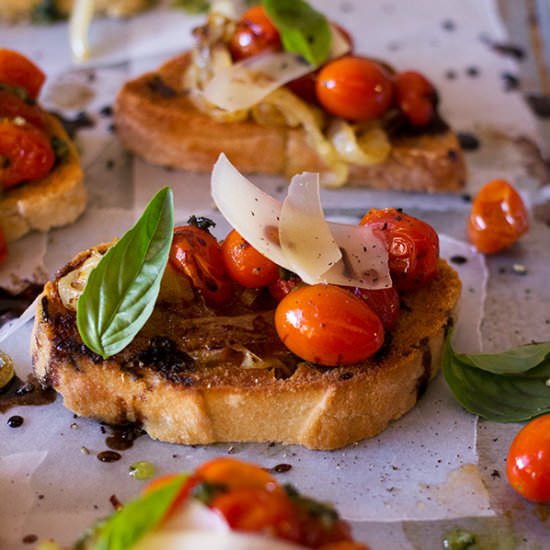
[457,132,481,151]
[501,73,520,91]
[526,94,550,119]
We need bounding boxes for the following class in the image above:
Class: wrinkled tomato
[169,224,233,307]
[221,229,279,288]
[467,179,529,254]
[0,49,45,100]
[275,284,384,366]
[0,119,55,189]
[229,5,282,61]
[316,56,393,121]
[360,208,439,292]
[268,272,301,302]
[353,286,400,331]
[393,71,436,126]
[506,415,550,503]
[0,227,7,265]
[0,89,48,131]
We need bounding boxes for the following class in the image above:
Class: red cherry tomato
[169,225,233,307]
[275,284,384,366]
[467,179,529,254]
[0,49,45,100]
[360,208,439,293]
[0,90,48,131]
[0,227,7,265]
[221,229,280,288]
[506,415,550,503]
[320,543,370,550]
[229,5,282,61]
[393,71,435,126]
[268,273,301,302]
[0,119,55,189]
[353,286,400,331]
[316,56,393,121]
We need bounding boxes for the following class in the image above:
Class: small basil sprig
[263,0,332,66]
[90,474,187,550]
[443,330,550,422]
[77,187,174,359]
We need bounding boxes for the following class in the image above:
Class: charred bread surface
[32,245,461,450]
[0,111,86,242]
[114,52,467,192]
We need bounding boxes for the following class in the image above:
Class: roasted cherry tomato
[169,224,233,307]
[360,208,439,292]
[229,5,282,61]
[506,415,550,503]
[275,284,384,366]
[221,229,280,288]
[353,286,400,331]
[467,179,529,254]
[393,70,436,126]
[0,49,45,100]
[0,227,7,265]
[316,56,393,121]
[0,89,48,131]
[0,119,55,189]
[268,272,301,302]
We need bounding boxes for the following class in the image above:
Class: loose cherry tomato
[275,284,384,366]
[360,208,439,293]
[316,56,393,121]
[221,229,280,288]
[467,179,529,254]
[0,227,7,265]
[0,119,55,189]
[506,415,550,503]
[169,224,233,307]
[268,272,301,302]
[0,89,48,131]
[393,71,436,126]
[353,286,400,331]
[229,5,282,61]
[0,49,45,100]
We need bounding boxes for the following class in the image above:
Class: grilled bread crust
[114,52,467,193]
[32,245,461,450]
[0,112,86,242]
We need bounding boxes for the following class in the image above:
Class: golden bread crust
[32,246,461,450]
[114,52,466,192]
[0,112,86,242]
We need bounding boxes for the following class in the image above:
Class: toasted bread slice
[0,111,87,243]
[114,52,466,192]
[32,244,461,450]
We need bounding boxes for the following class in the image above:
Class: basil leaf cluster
[443,331,550,422]
[77,187,174,359]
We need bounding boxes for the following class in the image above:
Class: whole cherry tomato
[393,71,436,126]
[360,208,439,293]
[275,284,384,366]
[353,286,400,331]
[221,229,280,288]
[467,179,529,254]
[0,89,48,131]
[229,5,282,61]
[0,227,7,265]
[268,272,301,302]
[316,56,393,121]
[506,415,550,503]
[0,49,45,100]
[0,119,55,189]
[169,223,233,307]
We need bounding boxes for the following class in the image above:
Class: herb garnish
[443,330,550,422]
[263,0,332,66]
[77,187,174,359]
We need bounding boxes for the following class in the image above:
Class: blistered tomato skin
[353,286,400,331]
[393,71,436,126]
[229,6,282,61]
[221,229,280,288]
[0,49,45,99]
[360,208,439,293]
[275,284,384,366]
[316,56,393,121]
[468,179,529,254]
[506,415,550,503]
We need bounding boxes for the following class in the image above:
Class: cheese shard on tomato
[211,154,391,290]
[280,172,341,284]
[203,25,350,112]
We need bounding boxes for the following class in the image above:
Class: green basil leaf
[263,0,332,66]
[171,0,210,15]
[90,474,187,550]
[77,187,174,359]
[443,332,550,422]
